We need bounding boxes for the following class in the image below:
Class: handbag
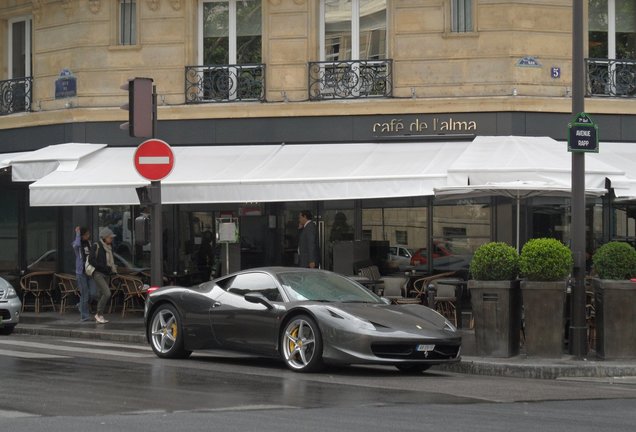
[84,242,99,277]
[85,256,96,277]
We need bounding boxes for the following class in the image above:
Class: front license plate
[416,344,435,352]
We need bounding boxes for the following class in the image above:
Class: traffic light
[120,77,154,138]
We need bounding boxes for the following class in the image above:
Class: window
[589,0,636,59]
[119,0,137,45]
[451,0,473,33]
[8,17,32,78]
[320,0,387,61]
[227,272,282,302]
[200,0,262,65]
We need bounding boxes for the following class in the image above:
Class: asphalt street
[1,334,635,431]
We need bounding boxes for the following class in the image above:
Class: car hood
[315,302,452,332]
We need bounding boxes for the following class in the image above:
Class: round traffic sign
[134,139,174,181]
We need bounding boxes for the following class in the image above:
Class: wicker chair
[54,273,80,314]
[20,271,56,313]
[114,274,146,317]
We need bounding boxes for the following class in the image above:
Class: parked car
[410,241,472,274]
[410,241,453,267]
[387,245,414,271]
[0,276,21,335]
[145,267,461,373]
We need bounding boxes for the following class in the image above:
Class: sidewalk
[13,311,636,380]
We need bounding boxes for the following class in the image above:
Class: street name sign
[568,112,599,153]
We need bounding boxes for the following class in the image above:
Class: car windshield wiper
[340,300,373,304]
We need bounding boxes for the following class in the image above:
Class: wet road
[1,334,635,431]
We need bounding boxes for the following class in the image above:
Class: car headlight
[5,287,18,299]
[444,320,457,332]
[327,307,376,331]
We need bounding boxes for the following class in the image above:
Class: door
[210,271,283,354]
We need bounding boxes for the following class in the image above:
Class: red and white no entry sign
[134,139,174,181]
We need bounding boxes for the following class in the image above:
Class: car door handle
[211,302,222,309]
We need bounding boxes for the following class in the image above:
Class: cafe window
[433,199,490,275]
[362,205,428,273]
[119,0,137,45]
[320,0,387,61]
[0,189,19,276]
[26,207,57,273]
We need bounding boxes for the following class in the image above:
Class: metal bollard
[426,283,436,308]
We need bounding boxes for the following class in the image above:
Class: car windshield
[277,271,382,304]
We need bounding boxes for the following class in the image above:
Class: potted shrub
[468,242,521,357]
[591,242,636,359]
[519,238,573,358]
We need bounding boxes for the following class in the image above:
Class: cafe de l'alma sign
[371,115,478,137]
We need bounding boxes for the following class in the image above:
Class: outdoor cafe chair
[116,274,146,317]
[410,271,456,300]
[20,271,56,314]
[54,273,80,314]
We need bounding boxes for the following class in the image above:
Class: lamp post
[570,0,587,358]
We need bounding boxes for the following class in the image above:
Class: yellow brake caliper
[289,327,299,355]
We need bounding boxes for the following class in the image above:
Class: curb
[14,324,146,345]
[437,357,636,379]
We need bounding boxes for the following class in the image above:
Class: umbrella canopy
[434,180,607,252]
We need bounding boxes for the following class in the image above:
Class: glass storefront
[0,188,19,276]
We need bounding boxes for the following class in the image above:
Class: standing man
[298,210,320,269]
[72,226,96,322]
[88,227,118,324]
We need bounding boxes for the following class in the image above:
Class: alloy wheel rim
[150,309,177,354]
[283,318,316,369]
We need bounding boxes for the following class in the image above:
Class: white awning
[6,143,107,182]
[1,151,30,170]
[28,141,471,206]
[447,136,625,190]
[587,142,636,199]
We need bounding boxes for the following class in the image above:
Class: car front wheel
[148,304,191,359]
[281,314,323,372]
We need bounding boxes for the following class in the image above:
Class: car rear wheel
[149,304,191,359]
[0,325,16,335]
[281,315,323,372]
[395,364,432,374]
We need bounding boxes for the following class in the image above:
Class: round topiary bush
[470,242,519,280]
[592,241,636,280]
[519,238,573,281]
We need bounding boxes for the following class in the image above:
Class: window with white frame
[589,0,636,59]
[8,16,32,78]
[119,0,137,45]
[451,0,473,33]
[200,0,262,65]
[320,0,387,61]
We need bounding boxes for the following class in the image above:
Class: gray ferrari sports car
[144,267,461,373]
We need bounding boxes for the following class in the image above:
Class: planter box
[469,280,521,357]
[592,278,636,359]
[520,280,567,358]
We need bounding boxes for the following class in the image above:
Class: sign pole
[150,85,162,289]
[570,0,587,358]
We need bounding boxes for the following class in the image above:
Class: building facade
[0,0,635,283]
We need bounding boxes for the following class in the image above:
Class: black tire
[148,304,191,359]
[0,325,16,336]
[395,364,432,374]
[281,314,324,372]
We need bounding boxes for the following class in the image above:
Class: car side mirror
[244,292,274,310]
[380,297,391,305]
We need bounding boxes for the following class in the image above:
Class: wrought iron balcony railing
[0,77,32,116]
[185,64,265,103]
[586,58,636,97]
[308,60,392,101]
